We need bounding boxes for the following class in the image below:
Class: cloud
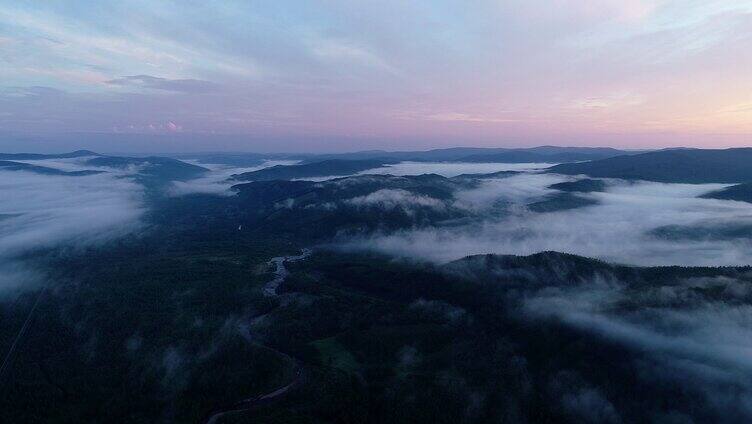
[175,159,752,417]
[107,75,219,93]
[13,155,99,172]
[548,371,620,424]
[409,298,466,323]
[2,2,752,147]
[360,162,554,178]
[522,271,752,420]
[570,91,644,110]
[346,189,445,211]
[112,121,185,133]
[305,35,398,74]
[0,172,143,257]
[168,160,300,197]
[0,262,44,293]
[0,158,145,292]
[444,247,752,420]
[344,171,752,266]
[452,172,563,210]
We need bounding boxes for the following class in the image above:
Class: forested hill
[302,146,633,164]
[548,148,752,183]
[0,150,97,160]
[701,182,752,203]
[230,159,395,181]
[86,155,209,181]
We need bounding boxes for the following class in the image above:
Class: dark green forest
[3,167,752,423]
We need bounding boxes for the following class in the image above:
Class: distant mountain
[230,159,395,181]
[444,251,627,288]
[700,182,752,203]
[0,152,209,189]
[154,173,472,241]
[0,160,103,176]
[548,178,607,193]
[651,222,752,242]
[455,151,556,163]
[524,146,630,155]
[548,148,752,183]
[527,193,597,213]
[0,146,636,166]
[452,170,520,180]
[457,147,630,163]
[297,148,497,163]
[86,156,208,181]
[302,146,636,164]
[0,150,98,160]
[232,173,462,204]
[174,152,303,167]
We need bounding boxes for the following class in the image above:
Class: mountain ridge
[548,148,752,183]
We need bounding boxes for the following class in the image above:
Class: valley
[2,148,752,423]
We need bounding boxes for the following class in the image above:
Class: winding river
[204,248,311,424]
[263,248,312,297]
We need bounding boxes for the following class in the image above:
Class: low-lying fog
[166,157,752,267]
[360,161,555,177]
[339,163,752,267]
[290,161,555,182]
[522,272,752,419]
[5,157,752,294]
[0,157,144,291]
[171,159,299,196]
[5,155,752,417]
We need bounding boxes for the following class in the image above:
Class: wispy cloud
[346,189,445,212]
[107,75,219,93]
[343,166,752,266]
[518,269,752,419]
[1,1,751,148]
[0,159,145,291]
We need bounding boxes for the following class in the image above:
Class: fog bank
[0,160,146,292]
[343,168,752,266]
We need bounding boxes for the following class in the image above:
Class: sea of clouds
[342,164,752,266]
[360,161,555,177]
[521,271,752,420]
[169,159,300,196]
[0,156,306,292]
[166,158,752,267]
[334,161,752,417]
[4,156,752,418]
[0,158,146,292]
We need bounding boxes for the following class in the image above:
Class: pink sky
[1,1,751,151]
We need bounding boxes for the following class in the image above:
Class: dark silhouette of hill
[0,150,98,160]
[0,160,103,176]
[548,178,607,192]
[86,155,208,181]
[700,182,752,203]
[303,146,634,164]
[231,159,395,181]
[548,148,752,183]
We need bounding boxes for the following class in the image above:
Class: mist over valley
[4,1,752,420]
[2,147,752,422]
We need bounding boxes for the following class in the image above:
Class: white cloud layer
[360,161,555,177]
[343,165,752,266]
[168,160,299,196]
[346,189,445,211]
[0,159,146,292]
[523,273,752,418]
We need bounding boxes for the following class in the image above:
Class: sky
[0,0,751,152]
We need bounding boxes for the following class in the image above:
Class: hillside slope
[548,148,752,183]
